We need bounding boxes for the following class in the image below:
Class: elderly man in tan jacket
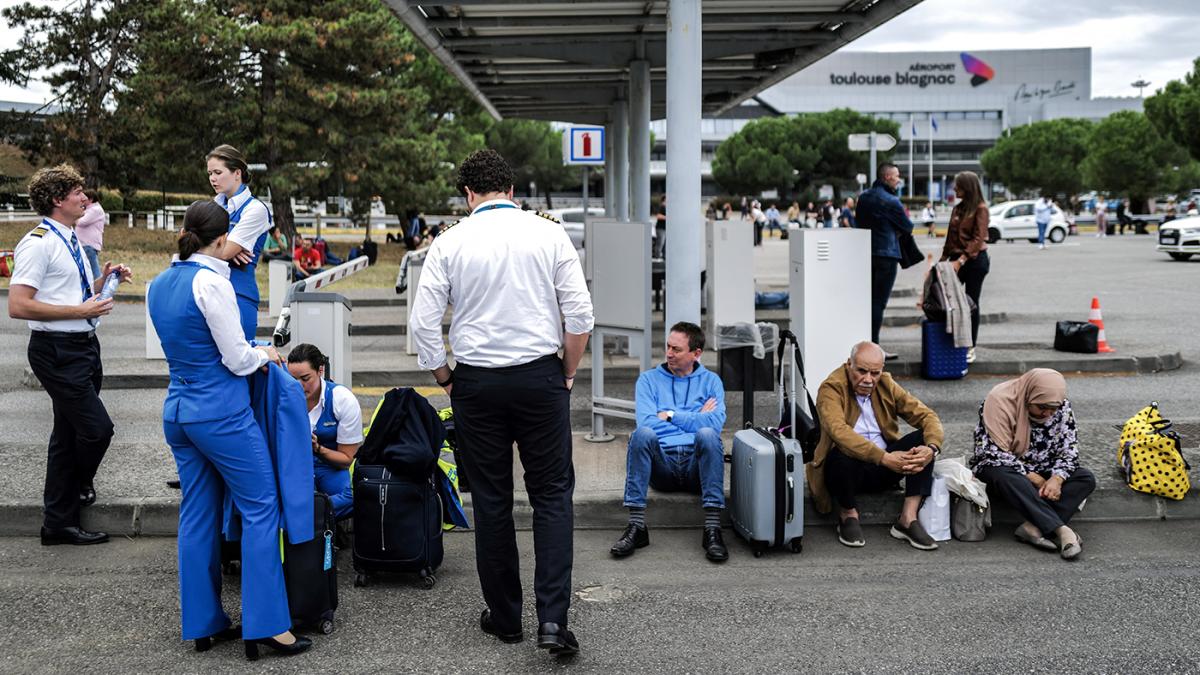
[808,342,945,550]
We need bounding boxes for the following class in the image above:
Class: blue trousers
[82,245,101,281]
[165,408,290,641]
[623,426,725,510]
[1037,221,1049,245]
[314,458,353,518]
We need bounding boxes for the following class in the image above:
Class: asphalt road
[2,523,1199,673]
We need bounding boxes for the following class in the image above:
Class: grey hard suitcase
[727,334,806,557]
[729,428,804,556]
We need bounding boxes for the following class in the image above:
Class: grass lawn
[0,219,406,295]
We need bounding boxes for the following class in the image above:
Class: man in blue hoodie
[611,322,728,562]
[855,162,913,358]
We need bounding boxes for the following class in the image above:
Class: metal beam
[443,31,835,49]
[426,13,865,30]
[665,0,703,332]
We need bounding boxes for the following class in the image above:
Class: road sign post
[848,132,896,185]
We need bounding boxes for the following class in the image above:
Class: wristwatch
[928,443,941,457]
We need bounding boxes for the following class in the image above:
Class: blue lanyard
[45,219,92,302]
[472,203,518,215]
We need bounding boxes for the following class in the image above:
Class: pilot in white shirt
[410,149,592,656]
[9,164,132,546]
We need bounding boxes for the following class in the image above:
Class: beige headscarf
[981,368,1067,457]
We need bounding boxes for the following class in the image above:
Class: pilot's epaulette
[29,225,49,238]
[535,210,561,224]
[442,218,462,232]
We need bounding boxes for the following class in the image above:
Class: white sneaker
[966,347,977,364]
[1038,244,1046,250]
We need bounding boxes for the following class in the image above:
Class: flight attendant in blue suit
[286,343,362,518]
[148,200,312,661]
[207,144,271,341]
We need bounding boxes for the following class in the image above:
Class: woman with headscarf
[970,368,1096,560]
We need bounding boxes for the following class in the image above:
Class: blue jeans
[1037,221,1048,245]
[82,245,101,280]
[622,426,725,509]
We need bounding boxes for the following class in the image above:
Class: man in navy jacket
[854,163,914,356]
[610,322,729,563]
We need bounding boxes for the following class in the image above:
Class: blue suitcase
[921,320,968,380]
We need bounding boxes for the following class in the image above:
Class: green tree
[1082,110,1182,209]
[485,119,568,208]
[980,118,1093,197]
[711,109,897,198]
[1,0,154,186]
[1145,57,1200,163]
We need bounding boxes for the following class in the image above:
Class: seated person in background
[286,343,362,518]
[293,235,323,277]
[812,341,944,550]
[261,224,290,261]
[611,321,729,563]
[970,368,1095,560]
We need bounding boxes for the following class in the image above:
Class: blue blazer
[223,363,315,545]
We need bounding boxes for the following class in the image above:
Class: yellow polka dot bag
[1118,403,1190,500]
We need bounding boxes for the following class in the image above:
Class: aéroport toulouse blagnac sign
[828,52,995,89]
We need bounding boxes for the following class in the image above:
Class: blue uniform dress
[221,185,270,341]
[148,258,290,641]
[311,380,355,518]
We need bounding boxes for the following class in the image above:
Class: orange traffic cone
[1089,297,1115,353]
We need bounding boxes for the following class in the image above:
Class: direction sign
[563,126,606,166]
[847,132,897,152]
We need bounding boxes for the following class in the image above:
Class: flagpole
[928,115,934,202]
[908,113,914,200]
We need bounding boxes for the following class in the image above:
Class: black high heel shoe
[244,634,313,661]
[194,625,241,652]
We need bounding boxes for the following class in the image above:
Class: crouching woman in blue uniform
[286,343,362,518]
[206,144,271,341]
[148,200,312,660]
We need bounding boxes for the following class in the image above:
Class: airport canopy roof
[385,0,923,124]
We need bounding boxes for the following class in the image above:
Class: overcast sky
[1,0,1197,103]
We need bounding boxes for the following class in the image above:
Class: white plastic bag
[917,475,951,541]
[933,456,989,509]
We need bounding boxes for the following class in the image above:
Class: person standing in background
[854,163,913,358]
[75,189,106,280]
[1094,201,1108,238]
[207,144,272,341]
[839,197,857,228]
[940,171,990,365]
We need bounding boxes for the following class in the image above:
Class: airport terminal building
[651,47,1143,198]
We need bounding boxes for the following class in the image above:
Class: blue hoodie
[635,362,727,448]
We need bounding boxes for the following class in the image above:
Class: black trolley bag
[351,464,443,588]
[727,331,811,556]
[282,491,339,634]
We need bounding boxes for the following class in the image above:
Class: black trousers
[870,256,899,345]
[27,332,114,529]
[824,430,934,511]
[977,465,1096,537]
[956,250,990,346]
[451,355,574,630]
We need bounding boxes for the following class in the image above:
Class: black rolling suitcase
[283,492,339,634]
[351,463,444,588]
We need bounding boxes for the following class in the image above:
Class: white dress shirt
[411,198,595,370]
[11,218,97,333]
[185,254,267,376]
[217,187,271,254]
[853,394,887,450]
[306,383,365,446]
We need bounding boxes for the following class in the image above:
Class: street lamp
[1131,78,1151,97]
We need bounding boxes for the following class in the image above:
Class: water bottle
[96,271,121,301]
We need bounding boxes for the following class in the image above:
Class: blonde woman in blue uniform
[148,200,312,660]
[286,343,362,517]
[206,144,271,341]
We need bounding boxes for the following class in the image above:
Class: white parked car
[544,207,605,249]
[986,200,1069,244]
[1156,215,1200,261]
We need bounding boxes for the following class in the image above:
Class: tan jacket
[807,364,944,514]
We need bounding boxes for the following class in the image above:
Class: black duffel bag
[1053,320,1098,354]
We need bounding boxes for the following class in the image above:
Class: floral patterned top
[969,399,1080,479]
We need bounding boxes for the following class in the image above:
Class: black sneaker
[837,517,865,547]
[890,519,938,550]
[610,523,649,558]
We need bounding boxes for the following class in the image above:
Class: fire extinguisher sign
[563,126,605,166]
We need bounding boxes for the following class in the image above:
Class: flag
[931,116,939,132]
[911,122,918,137]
